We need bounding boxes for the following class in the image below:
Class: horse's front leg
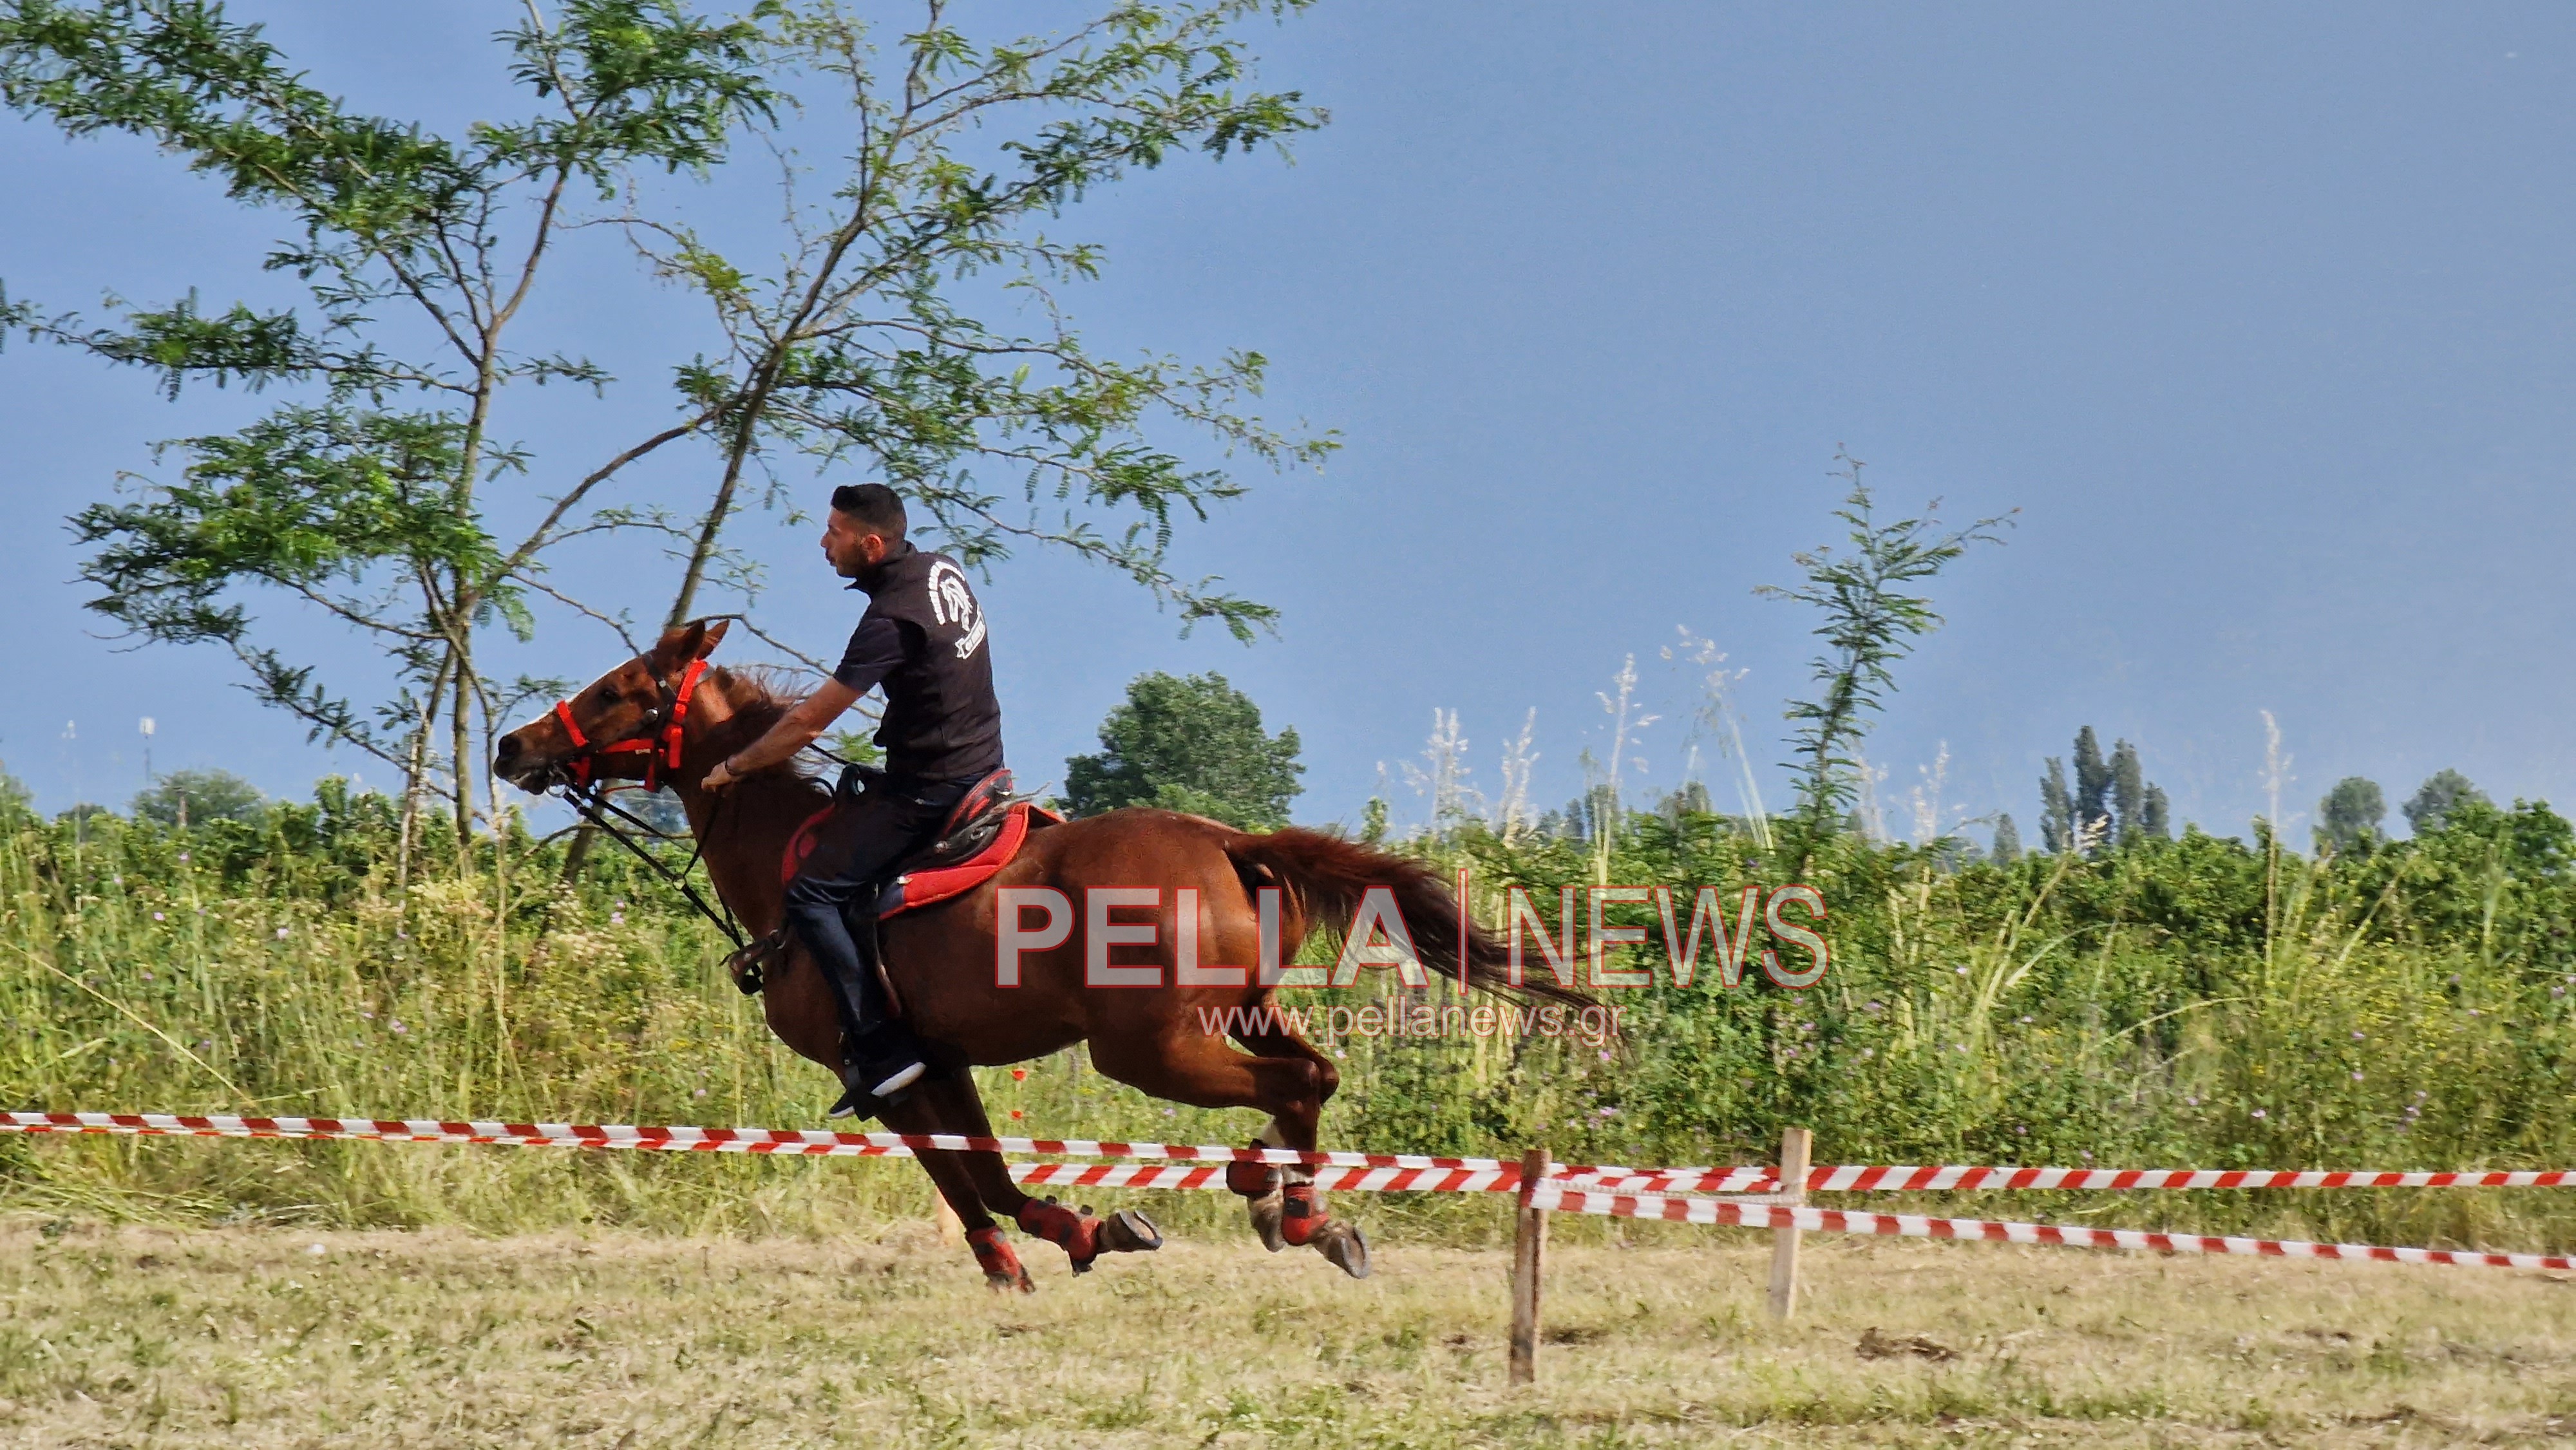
[879,1088,1030,1294]
[764,952,1030,1291]
[913,1070,1162,1276]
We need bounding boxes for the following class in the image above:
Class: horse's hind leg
[879,1089,1030,1293]
[1226,1015,1365,1274]
[1090,1026,1368,1279]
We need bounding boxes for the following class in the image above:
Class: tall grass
[5,778,2576,1250]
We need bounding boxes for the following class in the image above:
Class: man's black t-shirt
[833,543,1004,782]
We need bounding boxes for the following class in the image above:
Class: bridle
[549,657,711,793]
[542,655,744,948]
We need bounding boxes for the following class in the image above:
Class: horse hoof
[1315,1220,1371,1279]
[984,1266,1036,1294]
[1100,1209,1162,1254]
[1248,1189,1287,1253]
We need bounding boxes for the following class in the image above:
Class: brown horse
[495,619,1582,1290]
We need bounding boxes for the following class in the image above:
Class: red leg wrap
[1280,1182,1327,1247]
[967,1226,1028,1290]
[1226,1157,1282,1198]
[1015,1197,1103,1270]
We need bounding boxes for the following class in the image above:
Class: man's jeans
[781,775,974,1051]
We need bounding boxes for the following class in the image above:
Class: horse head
[493,618,730,793]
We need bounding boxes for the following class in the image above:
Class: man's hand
[702,758,743,793]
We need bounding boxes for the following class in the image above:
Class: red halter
[551,657,710,793]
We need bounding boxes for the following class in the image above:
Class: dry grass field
[1,1215,2573,1447]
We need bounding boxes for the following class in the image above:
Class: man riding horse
[700,482,996,1118]
[495,480,1586,1288]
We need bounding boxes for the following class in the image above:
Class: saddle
[729,767,1059,997]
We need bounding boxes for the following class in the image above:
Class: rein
[559,782,745,949]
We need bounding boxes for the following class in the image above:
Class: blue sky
[3,2,2571,843]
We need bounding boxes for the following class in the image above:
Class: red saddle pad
[780,800,1052,920]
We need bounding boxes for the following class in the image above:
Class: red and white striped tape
[7,1114,2569,1197]
[14,1111,2571,1268]
[1533,1185,2576,1272]
[0,1112,1528,1180]
[1009,1162,1516,1193]
[1559,1164,2576,1194]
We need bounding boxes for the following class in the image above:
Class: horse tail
[1220,829,1593,1006]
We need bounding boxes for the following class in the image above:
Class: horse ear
[648,618,727,672]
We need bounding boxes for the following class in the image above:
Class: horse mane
[703,665,831,794]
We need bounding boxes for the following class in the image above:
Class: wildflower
[1598,1050,1613,1062]
[610,912,624,926]
[2080,1150,2092,1161]
[274,927,289,940]
[2251,1108,2268,1119]
[1864,1001,1884,1013]
[360,1012,373,1021]
[1955,966,1969,976]
[2019,1015,2033,1024]
[1598,1107,1617,1118]
[2469,1009,2482,1017]
[2352,1030,2365,1039]
[151,912,164,922]
[2015,1125,2027,1136]
[1009,1109,1023,1120]
[1859,1048,1873,1059]
[140,972,152,982]
[390,1020,408,1035]
[2352,1071,2364,1081]
[1163,1108,1177,1118]
[1010,1068,1028,1080]
[2186,1096,2199,1106]
[176,852,189,863]
[2416,1089,2429,1099]
[692,1089,707,1100]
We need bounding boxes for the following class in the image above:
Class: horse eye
[596,685,620,706]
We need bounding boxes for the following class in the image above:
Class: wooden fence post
[1509,1146,1550,1385]
[1767,1125,1812,1321]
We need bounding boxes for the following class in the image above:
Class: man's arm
[705,614,911,791]
[703,679,860,789]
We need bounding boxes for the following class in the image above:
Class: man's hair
[829,483,907,540]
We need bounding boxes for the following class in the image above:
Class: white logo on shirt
[926,560,987,659]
